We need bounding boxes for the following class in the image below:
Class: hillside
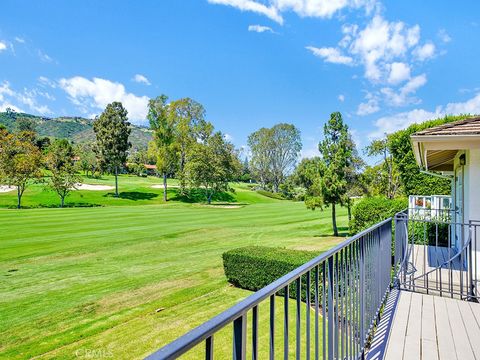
[0,111,153,149]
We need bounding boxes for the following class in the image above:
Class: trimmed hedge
[350,196,407,235]
[222,246,320,301]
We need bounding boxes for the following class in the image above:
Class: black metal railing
[146,219,393,360]
[394,210,480,301]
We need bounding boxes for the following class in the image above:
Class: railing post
[233,314,246,360]
[359,235,366,355]
[327,256,335,360]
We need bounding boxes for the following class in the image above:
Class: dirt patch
[73,184,115,191]
[0,185,16,193]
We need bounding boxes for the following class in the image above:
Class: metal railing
[146,219,393,360]
[394,210,480,301]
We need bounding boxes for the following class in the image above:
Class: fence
[147,218,393,360]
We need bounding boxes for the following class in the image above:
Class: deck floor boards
[384,291,480,360]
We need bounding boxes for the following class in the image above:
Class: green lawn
[0,177,348,359]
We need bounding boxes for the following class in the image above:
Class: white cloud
[437,29,451,43]
[132,74,151,85]
[38,76,57,88]
[381,73,427,106]
[0,81,50,114]
[357,93,380,115]
[345,15,421,81]
[207,0,376,25]
[413,42,435,61]
[224,133,234,142]
[14,37,25,44]
[38,50,54,63]
[0,42,7,52]
[58,76,149,124]
[338,94,345,102]
[207,0,284,24]
[248,24,274,33]
[369,92,480,138]
[272,0,376,19]
[387,62,410,84]
[306,46,353,65]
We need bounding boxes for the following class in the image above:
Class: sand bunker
[151,184,180,189]
[203,205,243,209]
[0,185,16,193]
[74,184,115,191]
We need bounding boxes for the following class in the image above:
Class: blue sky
[1,0,480,158]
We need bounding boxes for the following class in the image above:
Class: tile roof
[413,116,480,136]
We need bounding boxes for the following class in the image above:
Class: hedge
[222,246,321,301]
[349,196,408,235]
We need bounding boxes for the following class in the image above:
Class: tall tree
[248,127,272,189]
[148,95,177,201]
[185,131,241,204]
[93,102,132,197]
[169,98,206,192]
[46,139,82,207]
[269,123,302,192]
[318,112,354,236]
[76,142,99,177]
[0,129,43,208]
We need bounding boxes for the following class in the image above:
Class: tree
[93,102,132,197]
[169,98,206,192]
[0,129,43,208]
[148,95,178,201]
[248,127,272,189]
[248,123,302,192]
[185,131,241,204]
[269,123,302,192]
[46,139,82,207]
[76,142,99,177]
[366,138,397,199]
[16,117,37,133]
[317,112,355,236]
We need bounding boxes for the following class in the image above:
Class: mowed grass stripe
[1,194,347,359]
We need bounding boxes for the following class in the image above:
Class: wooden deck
[403,245,470,298]
[383,291,480,360]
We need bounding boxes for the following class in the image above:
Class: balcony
[146,211,480,360]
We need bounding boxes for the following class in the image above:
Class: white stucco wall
[467,149,480,222]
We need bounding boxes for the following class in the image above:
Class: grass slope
[0,178,348,359]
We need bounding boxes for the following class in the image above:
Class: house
[147,117,480,360]
[411,116,480,226]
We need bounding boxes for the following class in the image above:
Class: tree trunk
[163,172,167,202]
[61,196,65,208]
[17,186,21,209]
[207,192,212,204]
[347,201,352,222]
[332,203,338,236]
[115,166,119,197]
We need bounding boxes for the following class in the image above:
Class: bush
[223,246,321,301]
[256,189,285,200]
[350,196,407,235]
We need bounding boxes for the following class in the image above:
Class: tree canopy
[93,101,132,197]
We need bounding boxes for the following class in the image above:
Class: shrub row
[349,196,408,235]
[222,246,321,301]
[255,190,285,200]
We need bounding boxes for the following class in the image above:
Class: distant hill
[0,111,153,149]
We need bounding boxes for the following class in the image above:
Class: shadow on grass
[313,226,349,238]
[3,202,103,209]
[170,188,236,203]
[104,191,159,201]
